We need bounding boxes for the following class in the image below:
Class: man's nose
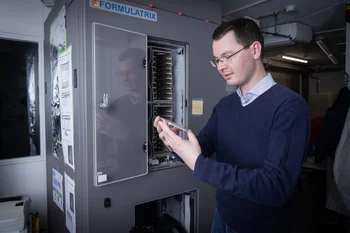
[219,63,228,72]
[120,74,129,80]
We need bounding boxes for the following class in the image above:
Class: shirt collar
[236,73,275,99]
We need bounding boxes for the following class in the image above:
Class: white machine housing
[0,195,31,233]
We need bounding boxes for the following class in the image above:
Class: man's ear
[252,42,262,60]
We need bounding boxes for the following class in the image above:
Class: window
[0,38,40,159]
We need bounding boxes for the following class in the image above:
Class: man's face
[117,58,142,93]
[212,31,256,86]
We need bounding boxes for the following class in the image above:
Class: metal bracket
[99,94,108,109]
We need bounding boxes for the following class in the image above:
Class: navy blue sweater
[192,84,310,233]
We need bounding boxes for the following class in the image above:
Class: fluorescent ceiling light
[282,55,308,63]
[327,54,339,65]
[316,40,338,65]
[316,40,331,55]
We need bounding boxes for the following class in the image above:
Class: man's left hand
[159,120,201,171]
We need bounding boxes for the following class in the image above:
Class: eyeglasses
[117,70,138,78]
[210,43,252,68]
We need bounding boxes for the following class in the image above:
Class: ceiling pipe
[309,64,345,72]
[314,28,346,35]
[223,0,268,17]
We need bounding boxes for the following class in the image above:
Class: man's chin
[226,79,238,86]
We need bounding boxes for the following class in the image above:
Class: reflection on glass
[0,39,40,160]
[96,43,147,182]
[27,52,37,156]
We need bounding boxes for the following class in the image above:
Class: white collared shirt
[236,73,276,106]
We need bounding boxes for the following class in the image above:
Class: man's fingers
[159,132,171,146]
[162,122,180,139]
[156,124,163,134]
[163,134,172,147]
[160,123,174,145]
[156,118,182,151]
[171,127,180,135]
[153,116,160,128]
[187,130,197,142]
[156,118,167,134]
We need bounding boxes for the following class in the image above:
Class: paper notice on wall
[192,98,203,116]
[52,168,64,212]
[64,173,76,233]
[50,5,67,159]
[58,46,75,170]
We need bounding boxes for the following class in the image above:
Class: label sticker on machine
[192,98,203,116]
[90,0,158,22]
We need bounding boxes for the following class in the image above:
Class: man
[154,18,310,233]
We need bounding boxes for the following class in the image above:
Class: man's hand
[153,116,179,149]
[154,117,201,171]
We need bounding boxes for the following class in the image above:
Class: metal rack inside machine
[147,39,187,171]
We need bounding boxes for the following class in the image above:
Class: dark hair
[212,18,264,59]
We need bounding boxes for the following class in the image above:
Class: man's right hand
[153,116,180,148]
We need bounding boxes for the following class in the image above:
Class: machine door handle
[142,142,147,153]
[99,93,108,109]
[143,57,147,68]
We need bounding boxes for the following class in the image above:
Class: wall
[269,70,301,94]
[267,70,346,117]
[0,0,51,229]
[309,71,346,95]
[307,71,345,117]
[0,0,51,37]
